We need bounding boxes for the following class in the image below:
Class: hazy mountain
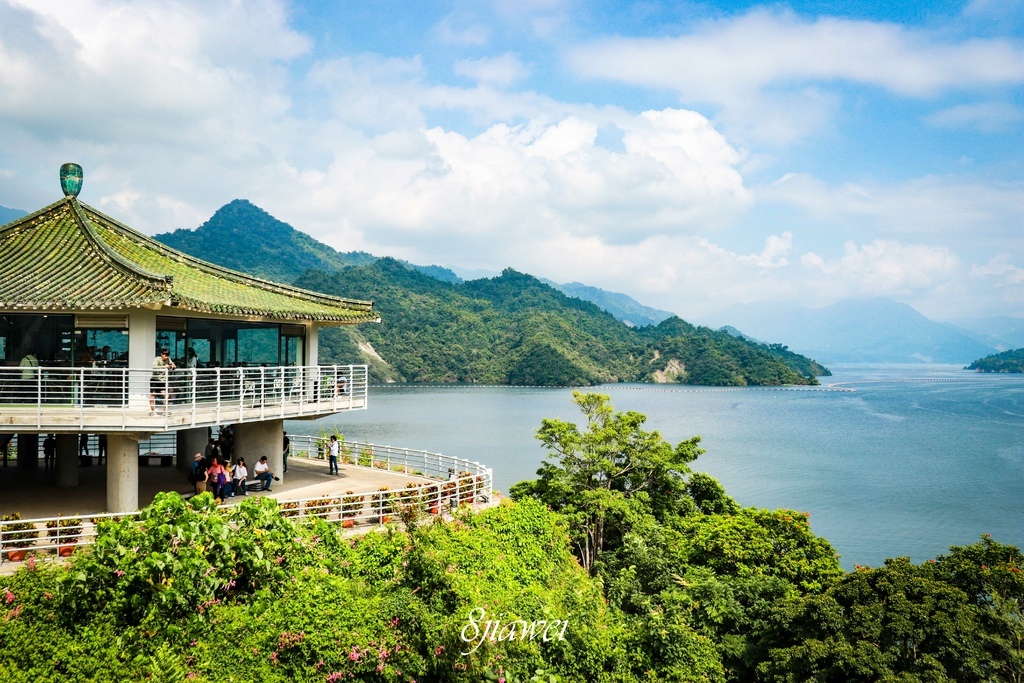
[542,280,676,327]
[0,205,27,226]
[703,298,998,364]
[951,316,1024,352]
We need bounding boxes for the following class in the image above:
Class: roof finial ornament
[60,163,83,197]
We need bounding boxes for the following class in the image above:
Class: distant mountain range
[152,199,827,386]
[0,206,27,225]
[542,280,675,327]
[703,299,1003,364]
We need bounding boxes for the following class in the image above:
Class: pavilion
[0,164,378,512]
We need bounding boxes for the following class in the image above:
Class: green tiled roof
[0,198,378,324]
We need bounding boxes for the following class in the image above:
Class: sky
[0,0,1022,322]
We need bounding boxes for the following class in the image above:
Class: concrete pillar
[127,309,157,412]
[16,433,38,470]
[307,324,318,366]
[107,433,140,513]
[55,434,78,488]
[234,419,283,483]
[176,427,208,470]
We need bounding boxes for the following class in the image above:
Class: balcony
[0,364,367,432]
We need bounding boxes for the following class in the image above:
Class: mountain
[703,298,999,364]
[155,199,827,386]
[154,199,462,285]
[0,205,27,226]
[967,347,1024,373]
[300,259,827,386]
[542,280,676,327]
[951,316,1024,352]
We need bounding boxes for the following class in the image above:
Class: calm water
[289,365,1024,569]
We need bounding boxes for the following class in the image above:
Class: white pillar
[307,324,319,366]
[107,433,140,513]
[234,419,284,483]
[55,434,78,488]
[176,427,208,471]
[128,308,157,412]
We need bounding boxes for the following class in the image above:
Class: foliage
[512,391,702,573]
[1,513,39,550]
[299,259,826,387]
[968,347,1024,373]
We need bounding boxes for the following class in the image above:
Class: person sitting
[253,456,278,492]
[233,457,249,495]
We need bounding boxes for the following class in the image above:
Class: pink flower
[3,589,14,604]
[348,646,362,662]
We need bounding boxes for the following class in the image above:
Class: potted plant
[279,501,300,518]
[46,515,83,556]
[458,471,476,504]
[358,446,373,468]
[440,481,456,508]
[421,484,440,514]
[1,513,39,561]
[341,491,364,527]
[307,497,340,520]
[371,487,394,523]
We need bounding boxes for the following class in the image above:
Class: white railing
[0,364,367,431]
[0,439,493,559]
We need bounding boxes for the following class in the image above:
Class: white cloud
[925,101,1024,132]
[0,0,1020,322]
[759,172,1024,255]
[454,53,530,86]
[567,9,1024,144]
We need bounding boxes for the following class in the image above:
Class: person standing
[97,434,107,464]
[190,453,208,495]
[19,350,38,403]
[149,348,175,415]
[43,434,56,470]
[282,431,290,473]
[328,434,340,475]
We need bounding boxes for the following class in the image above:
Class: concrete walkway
[0,456,432,520]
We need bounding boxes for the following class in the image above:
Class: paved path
[0,456,431,520]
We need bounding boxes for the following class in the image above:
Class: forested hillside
[968,347,1024,373]
[299,259,828,386]
[154,200,829,387]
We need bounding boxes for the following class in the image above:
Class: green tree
[510,391,703,574]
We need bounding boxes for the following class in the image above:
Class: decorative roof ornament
[60,162,83,197]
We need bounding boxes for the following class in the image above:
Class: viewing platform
[0,364,366,432]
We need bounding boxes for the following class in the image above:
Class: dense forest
[155,201,829,387]
[302,260,829,387]
[968,347,1024,373]
[1,393,1020,681]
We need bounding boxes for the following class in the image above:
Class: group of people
[189,452,278,498]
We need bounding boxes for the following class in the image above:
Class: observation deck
[0,364,366,433]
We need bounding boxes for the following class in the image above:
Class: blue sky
[0,0,1021,321]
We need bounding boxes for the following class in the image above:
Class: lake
[289,364,1024,570]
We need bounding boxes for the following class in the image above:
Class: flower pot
[342,519,355,528]
[428,505,439,515]
[58,545,76,557]
[381,515,393,524]
[4,549,27,562]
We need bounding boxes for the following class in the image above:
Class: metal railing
[0,364,367,431]
[0,439,493,559]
